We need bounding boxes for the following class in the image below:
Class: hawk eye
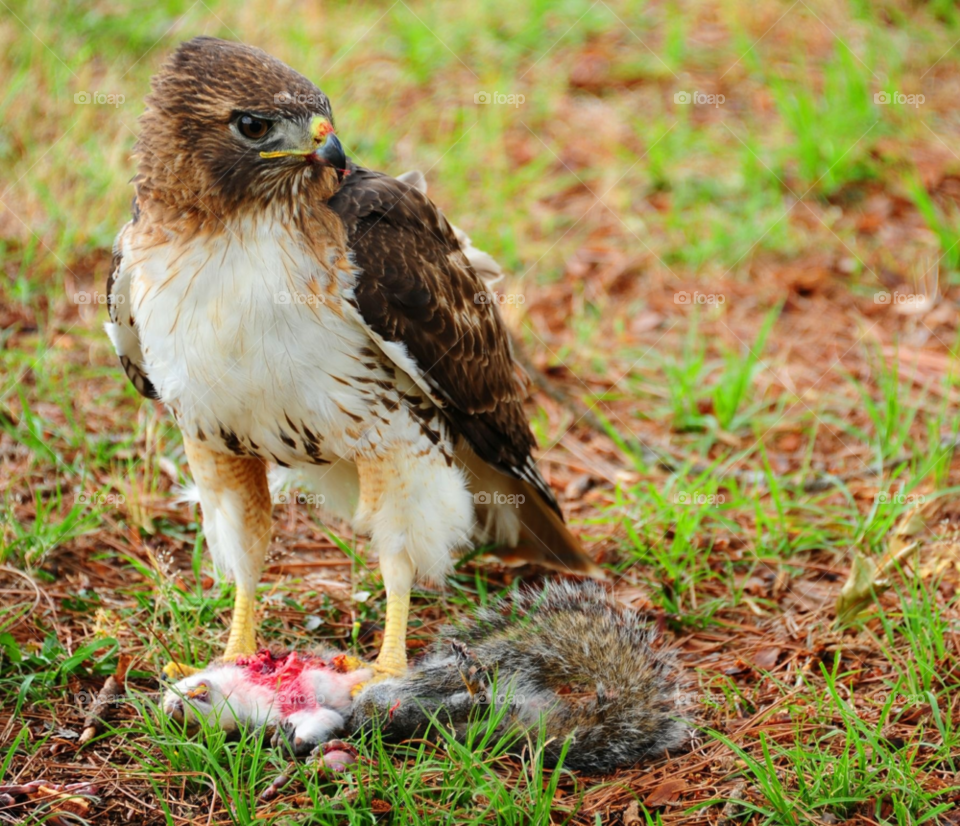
[237,114,272,141]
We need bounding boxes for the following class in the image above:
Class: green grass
[110,693,579,825]
[3,0,960,823]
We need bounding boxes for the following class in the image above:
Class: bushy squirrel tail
[350,581,687,773]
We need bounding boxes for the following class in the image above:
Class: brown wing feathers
[328,165,562,514]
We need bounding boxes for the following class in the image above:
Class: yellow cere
[309,116,334,142]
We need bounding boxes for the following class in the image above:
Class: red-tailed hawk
[107,37,601,679]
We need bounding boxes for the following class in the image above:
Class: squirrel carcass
[163,581,687,773]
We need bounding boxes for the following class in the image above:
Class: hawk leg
[375,552,414,677]
[223,582,258,661]
[163,437,271,677]
[352,447,472,693]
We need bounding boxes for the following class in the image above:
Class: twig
[0,780,99,826]
[78,653,132,746]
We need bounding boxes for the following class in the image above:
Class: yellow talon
[163,584,258,679]
[163,661,200,680]
[350,589,411,696]
[336,654,364,672]
[350,665,404,697]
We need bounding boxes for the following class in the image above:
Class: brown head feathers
[134,37,342,222]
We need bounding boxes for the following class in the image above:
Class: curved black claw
[269,721,303,757]
[271,721,336,759]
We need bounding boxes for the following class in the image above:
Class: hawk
[107,37,601,679]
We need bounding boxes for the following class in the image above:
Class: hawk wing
[328,164,560,513]
[106,201,159,401]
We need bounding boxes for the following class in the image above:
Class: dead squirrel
[164,581,687,773]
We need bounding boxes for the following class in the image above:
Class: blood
[235,649,327,715]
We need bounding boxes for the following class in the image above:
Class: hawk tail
[461,447,604,579]
[507,479,606,579]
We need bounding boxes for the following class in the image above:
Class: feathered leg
[163,437,272,678]
[355,447,473,679]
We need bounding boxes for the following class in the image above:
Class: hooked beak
[259,115,347,182]
[311,133,346,182]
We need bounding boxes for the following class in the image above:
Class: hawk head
[135,36,347,218]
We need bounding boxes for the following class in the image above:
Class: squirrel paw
[270,721,317,759]
[309,739,360,772]
[270,721,298,755]
[272,708,349,758]
[260,742,360,802]
[451,641,488,697]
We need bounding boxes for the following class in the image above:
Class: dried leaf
[643,778,686,807]
[835,552,884,625]
[752,647,781,670]
[835,502,931,625]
